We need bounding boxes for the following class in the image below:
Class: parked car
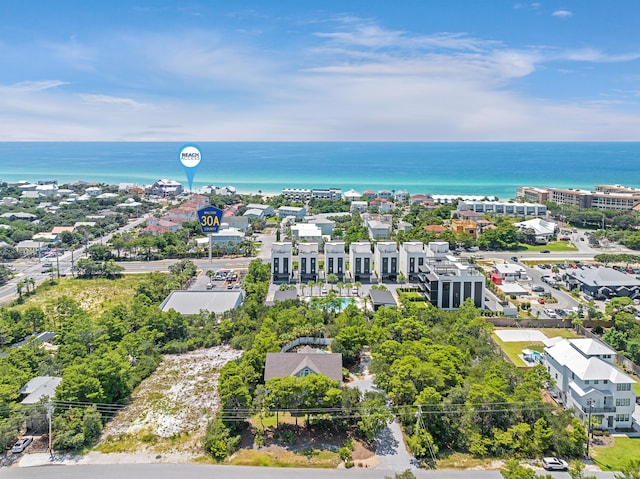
[511,256,519,262]
[11,436,33,454]
[532,286,545,293]
[542,457,568,471]
[540,249,550,253]
[206,282,213,290]
[351,287,359,295]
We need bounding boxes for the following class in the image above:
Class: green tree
[203,418,240,461]
[52,406,103,450]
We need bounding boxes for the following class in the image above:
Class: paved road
[0,463,619,479]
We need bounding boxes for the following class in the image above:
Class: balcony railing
[578,404,616,414]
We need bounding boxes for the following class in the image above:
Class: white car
[542,457,568,471]
[12,436,33,454]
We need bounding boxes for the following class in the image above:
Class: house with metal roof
[160,290,243,316]
[264,347,342,383]
[544,338,636,429]
[19,376,62,404]
[564,267,640,300]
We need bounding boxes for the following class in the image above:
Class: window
[585,380,590,385]
[616,398,631,407]
[617,383,632,391]
[604,380,608,384]
[594,380,599,385]
[615,414,630,422]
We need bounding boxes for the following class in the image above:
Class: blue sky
[1,0,639,141]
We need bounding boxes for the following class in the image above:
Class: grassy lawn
[229,448,340,468]
[634,382,640,396]
[492,335,544,366]
[540,328,581,339]
[523,241,578,252]
[15,276,147,316]
[591,437,640,472]
[249,412,300,429]
[493,328,584,366]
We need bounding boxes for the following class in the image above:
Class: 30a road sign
[197,206,223,233]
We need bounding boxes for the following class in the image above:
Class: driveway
[349,355,417,471]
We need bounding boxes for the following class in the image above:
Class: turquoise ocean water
[0,142,638,199]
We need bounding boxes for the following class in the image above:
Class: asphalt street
[0,464,619,479]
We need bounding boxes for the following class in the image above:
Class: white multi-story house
[311,188,342,201]
[291,223,323,244]
[281,188,311,201]
[244,204,274,217]
[146,179,183,197]
[417,241,485,309]
[399,241,426,281]
[343,189,361,202]
[298,242,319,283]
[277,206,307,220]
[350,201,368,214]
[367,220,391,240]
[195,228,244,251]
[271,242,293,283]
[374,241,399,282]
[544,338,636,429]
[349,241,373,283]
[457,200,547,217]
[325,241,346,282]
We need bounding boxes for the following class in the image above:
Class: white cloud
[1,18,640,141]
[79,94,144,108]
[9,80,68,91]
[552,10,573,18]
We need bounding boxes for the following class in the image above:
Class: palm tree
[16,280,24,301]
[307,280,315,297]
[336,281,344,297]
[354,281,362,296]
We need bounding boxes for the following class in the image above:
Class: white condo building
[271,242,293,283]
[325,241,346,281]
[399,241,426,281]
[417,242,485,309]
[544,338,636,429]
[374,241,399,282]
[298,242,319,282]
[349,241,373,283]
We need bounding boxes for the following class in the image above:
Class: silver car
[11,436,33,454]
[542,457,568,471]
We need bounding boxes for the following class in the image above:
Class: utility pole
[46,401,54,460]
[586,399,592,457]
